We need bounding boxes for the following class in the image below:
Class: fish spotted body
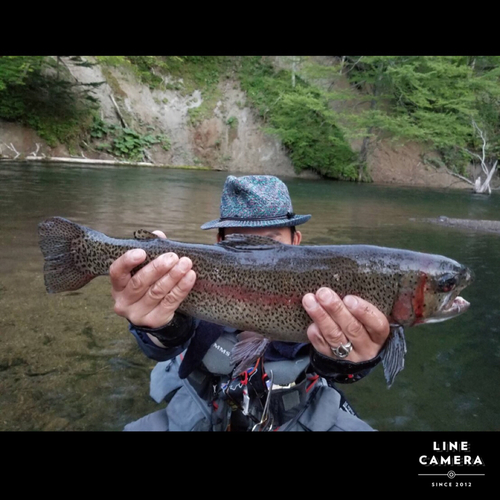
[38,217,474,385]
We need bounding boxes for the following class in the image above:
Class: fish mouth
[443,296,470,315]
[436,265,473,319]
[425,296,470,324]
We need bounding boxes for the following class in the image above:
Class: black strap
[132,313,194,347]
[311,349,382,384]
[220,211,295,222]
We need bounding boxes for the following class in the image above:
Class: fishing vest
[125,328,375,432]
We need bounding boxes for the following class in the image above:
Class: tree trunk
[357,62,383,181]
[459,121,499,194]
[473,159,498,194]
[358,129,372,181]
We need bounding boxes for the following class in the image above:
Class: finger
[142,269,197,327]
[316,288,366,342]
[306,322,339,358]
[159,261,195,308]
[142,256,193,307]
[306,316,363,361]
[124,252,180,304]
[343,295,390,346]
[110,249,147,293]
[152,230,167,239]
[303,292,347,348]
[127,257,194,326]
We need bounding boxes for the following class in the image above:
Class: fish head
[391,258,474,327]
[419,263,474,324]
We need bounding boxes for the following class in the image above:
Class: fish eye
[437,273,457,293]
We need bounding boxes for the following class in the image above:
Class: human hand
[110,230,196,329]
[302,288,390,362]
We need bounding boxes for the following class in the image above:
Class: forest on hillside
[1,55,499,192]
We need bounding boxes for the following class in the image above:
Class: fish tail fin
[381,325,407,388]
[230,336,271,375]
[38,217,98,293]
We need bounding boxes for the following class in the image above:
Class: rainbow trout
[38,217,474,386]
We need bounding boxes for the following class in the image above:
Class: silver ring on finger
[331,341,352,359]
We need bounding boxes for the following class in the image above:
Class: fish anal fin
[381,325,407,388]
[44,266,95,294]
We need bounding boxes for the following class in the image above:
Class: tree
[0,56,103,147]
[238,56,358,180]
[0,56,45,91]
[459,120,498,194]
[304,56,500,190]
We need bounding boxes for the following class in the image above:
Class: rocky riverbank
[0,57,474,189]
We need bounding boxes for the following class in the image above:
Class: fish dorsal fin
[218,233,285,251]
[134,229,161,241]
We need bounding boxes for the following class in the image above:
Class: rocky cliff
[0,57,313,177]
[0,56,470,188]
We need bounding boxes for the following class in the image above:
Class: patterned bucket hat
[201,175,311,230]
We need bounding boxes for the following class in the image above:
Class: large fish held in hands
[38,217,474,386]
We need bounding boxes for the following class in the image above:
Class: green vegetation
[0,56,44,91]
[124,56,170,89]
[90,118,170,161]
[226,116,238,128]
[101,56,233,126]
[237,56,358,180]
[303,56,500,179]
[99,56,231,125]
[171,57,229,125]
[0,56,172,161]
[0,56,99,148]
[159,56,231,93]
[2,55,499,184]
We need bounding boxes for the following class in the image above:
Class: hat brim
[200,214,311,230]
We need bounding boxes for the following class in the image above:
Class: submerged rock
[423,216,500,234]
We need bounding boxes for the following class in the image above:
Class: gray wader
[124,331,375,432]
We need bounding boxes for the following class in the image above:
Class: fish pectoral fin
[134,229,161,240]
[230,336,271,375]
[218,234,285,251]
[381,325,407,388]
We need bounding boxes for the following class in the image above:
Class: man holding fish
[112,175,391,431]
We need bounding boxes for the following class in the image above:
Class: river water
[1,161,499,431]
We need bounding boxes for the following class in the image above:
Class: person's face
[217,226,302,245]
